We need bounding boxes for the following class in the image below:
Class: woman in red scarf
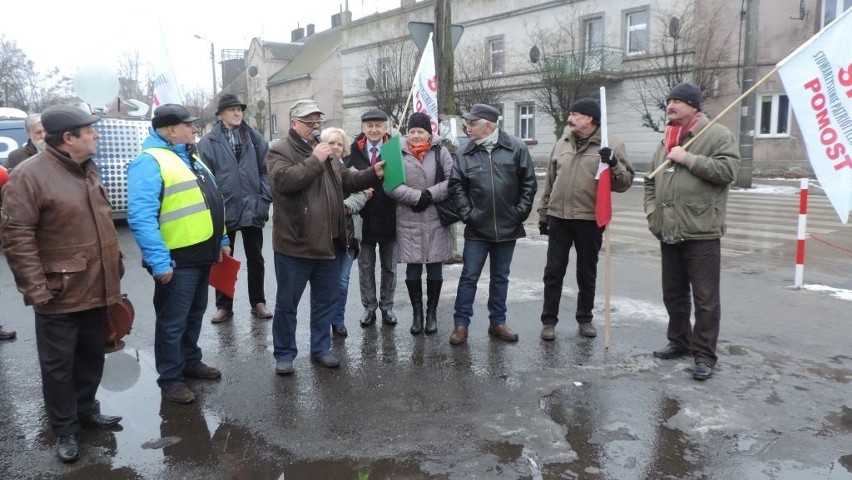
[387,113,455,335]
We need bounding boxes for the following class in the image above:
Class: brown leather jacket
[1,145,123,314]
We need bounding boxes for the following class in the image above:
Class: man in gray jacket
[448,104,537,345]
[199,93,272,323]
[644,83,741,381]
[538,98,634,341]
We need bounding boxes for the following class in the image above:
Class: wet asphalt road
[1,181,851,479]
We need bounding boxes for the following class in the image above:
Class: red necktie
[370,146,378,165]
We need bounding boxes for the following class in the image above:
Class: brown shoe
[488,323,519,342]
[0,329,16,340]
[185,363,221,380]
[251,302,273,319]
[211,309,233,324]
[162,385,195,404]
[449,325,468,345]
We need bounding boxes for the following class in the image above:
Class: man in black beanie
[645,82,740,381]
[538,98,634,341]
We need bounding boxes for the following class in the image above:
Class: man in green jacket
[644,83,741,381]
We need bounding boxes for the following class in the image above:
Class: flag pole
[599,86,612,349]
[646,65,781,179]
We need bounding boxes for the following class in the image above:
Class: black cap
[361,109,389,122]
[462,104,500,123]
[407,112,433,134]
[667,82,702,111]
[569,98,601,122]
[41,105,100,134]
[216,93,247,115]
[152,104,199,128]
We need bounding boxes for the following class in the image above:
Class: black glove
[412,190,433,212]
[539,221,549,236]
[599,147,617,168]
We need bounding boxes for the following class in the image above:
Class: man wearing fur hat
[345,109,399,328]
[644,82,740,381]
[538,98,634,341]
[198,93,272,323]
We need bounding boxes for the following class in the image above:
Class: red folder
[209,255,240,298]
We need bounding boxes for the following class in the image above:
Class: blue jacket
[127,129,229,276]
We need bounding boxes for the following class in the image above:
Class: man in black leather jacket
[447,104,537,345]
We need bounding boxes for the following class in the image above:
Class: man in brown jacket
[267,99,383,375]
[1,105,124,463]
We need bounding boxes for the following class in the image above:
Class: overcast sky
[2,0,403,96]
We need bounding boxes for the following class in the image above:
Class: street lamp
[194,34,217,98]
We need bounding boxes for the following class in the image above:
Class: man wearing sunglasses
[267,100,385,375]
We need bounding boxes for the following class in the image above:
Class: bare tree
[0,36,73,112]
[527,16,607,139]
[632,1,736,132]
[359,40,417,126]
[453,44,503,113]
[184,87,216,133]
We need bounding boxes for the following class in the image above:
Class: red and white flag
[778,7,852,223]
[151,24,184,116]
[595,87,612,227]
[410,33,440,133]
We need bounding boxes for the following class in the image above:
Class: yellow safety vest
[144,148,214,250]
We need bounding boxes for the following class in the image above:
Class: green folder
[380,134,406,192]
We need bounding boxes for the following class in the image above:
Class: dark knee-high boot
[406,280,424,335]
[425,280,442,334]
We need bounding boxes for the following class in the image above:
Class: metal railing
[542,47,624,75]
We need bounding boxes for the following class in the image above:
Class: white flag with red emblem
[778,7,852,223]
[410,33,440,134]
[151,24,184,117]
[595,87,612,227]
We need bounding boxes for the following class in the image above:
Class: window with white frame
[822,0,852,27]
[625,7,649,55]
[756,94,790,137]
[517,103,535,140]
[493,103,505,130]
[378,58,391,89]
[488,36,505,75]
[271,114,278,134]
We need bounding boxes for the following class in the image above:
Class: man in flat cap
[127,104,229,404]
[198,93,272,324]
[1,105,124,463]
[645,82,740,381]
[345,108,399,328]
[267,99,384,375]
[447,103,537,345]
[538,98,634,341]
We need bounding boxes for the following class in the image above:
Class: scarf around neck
[664,112,701,153]
[407,139,431,162]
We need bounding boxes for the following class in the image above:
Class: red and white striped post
[794,178,809,288]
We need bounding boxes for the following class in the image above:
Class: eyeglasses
[295,118,325,127]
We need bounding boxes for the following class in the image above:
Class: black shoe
[381,309,397,326]
[653,343,690,359]
[56,435,79,463]
[80,413,122,428]
[360,310,376,327]
[693,362,713,381]
[311,354,340,368]
[331,324,348,337]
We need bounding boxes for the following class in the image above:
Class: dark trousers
[541,217,603,325]
[358,239,397,312]
[215,227,266,310]
[35,308,107,436]
[661,239,721,366]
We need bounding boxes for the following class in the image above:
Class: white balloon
[73,65,119,110]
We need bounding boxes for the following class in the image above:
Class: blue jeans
[153,266,209,389]
[272,252,340,362]
[333,247,357,327]
[453,239,516,327]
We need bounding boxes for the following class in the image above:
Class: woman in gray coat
[388,112,454,335]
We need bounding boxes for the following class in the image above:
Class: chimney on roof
[291,27,305,42]
[306,23,315,36]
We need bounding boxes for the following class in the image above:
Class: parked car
[0,108,28,168]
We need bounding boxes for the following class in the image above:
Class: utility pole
[737,0,758,188]
[435,0,456,116]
